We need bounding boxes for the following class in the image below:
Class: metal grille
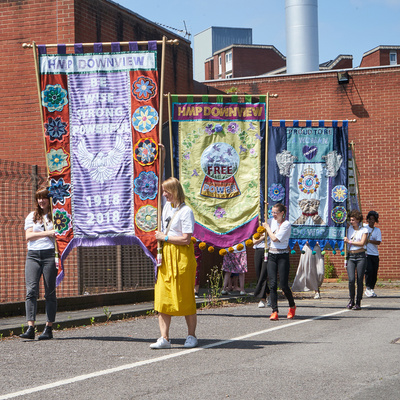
[0,159,155,303]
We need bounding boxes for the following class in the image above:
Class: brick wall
[0,0,194,301]
[232,47,285,77]
[202,67,400,280]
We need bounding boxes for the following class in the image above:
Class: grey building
[193,26,252,82]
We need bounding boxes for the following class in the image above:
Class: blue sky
[114,0,400,67]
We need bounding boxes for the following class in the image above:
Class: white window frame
[390,51,397,65]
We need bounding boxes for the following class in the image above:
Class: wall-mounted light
[337,71,350,84]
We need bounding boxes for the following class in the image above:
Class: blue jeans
[267,252,295,313]
[25,249,57,323]
[346,252,366,304]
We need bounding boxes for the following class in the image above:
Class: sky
[114,0,400,67]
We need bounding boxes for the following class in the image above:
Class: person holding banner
[364,211,382,298]
[20,187,57,340]
[264,203,296,321]
[151,177,198,349]
[253,232,270,308]
[344,210,368,310]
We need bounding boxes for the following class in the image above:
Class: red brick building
[205,44,286,80]
[203,64,400,279]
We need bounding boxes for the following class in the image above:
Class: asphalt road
[1,288,400,400]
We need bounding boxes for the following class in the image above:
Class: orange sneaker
[270,312,279,321]
[287,306,296,319]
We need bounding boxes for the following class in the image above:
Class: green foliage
[203,265,224,307]
[324,254,336,278]
[103,307,112,322]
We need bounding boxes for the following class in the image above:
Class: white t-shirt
[24,212,55,251]
[161,202,194,237]
[347,225,368,251]
[253,232,271,249]
[269,218,291,250]
[363,224,382,256]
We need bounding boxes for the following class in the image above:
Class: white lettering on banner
[76,108,124,119]
[71,123,130,136]
[40,53,156,74]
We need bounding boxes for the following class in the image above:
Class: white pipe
[285,0,319,74]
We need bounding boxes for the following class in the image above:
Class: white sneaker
[150,337,171,349]
[240,291,247,295]
[221,290,229,295]
[314,292,321,299]
[365,288,373,297]
[184,335,198,348]
[370,289,377,297]
[258,300,266,308]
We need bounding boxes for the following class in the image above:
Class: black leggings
[267,252,295,313]
[253,248,269,299]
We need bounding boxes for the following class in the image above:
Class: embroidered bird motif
[77,134,126,184]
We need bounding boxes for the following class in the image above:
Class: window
[218,55,222,75]
[226,73,232,79]
[390,51,397,65]
[225,51,233,73]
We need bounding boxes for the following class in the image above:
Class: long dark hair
[33,186,52,224]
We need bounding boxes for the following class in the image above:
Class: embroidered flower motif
[239,145,247,154]
[132,106,159,133]
[42,84,68,112]
[133,138,158,166]
[183,152,190,160]
[214,206,226,219]
[192,169,199,177]
[332,185,348,202]
[48,178,71,206]
[44,116,68,141]
[47,148,69,172]
[227,122,240,134]
[134,171,158,201]
[53,208,72,235]
[135,205,157,232]
[250,148,257,157]
[331,206,347,224]
[132,76,157,101]
[268,183,285,202]
[204,123,224,135]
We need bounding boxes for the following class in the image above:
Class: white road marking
[0,308,352,399]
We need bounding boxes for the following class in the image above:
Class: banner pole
[156,36,167,267]
[167,92,174,177]
[32,41,59,261]
[264,92,269,224]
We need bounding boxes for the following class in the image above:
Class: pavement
[1,281,399,338]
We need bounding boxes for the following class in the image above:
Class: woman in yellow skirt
[152,177,198,349]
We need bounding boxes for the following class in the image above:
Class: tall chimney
[285,0,319,74]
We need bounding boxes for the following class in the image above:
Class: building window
[390,51,397,65]
[226,73,232,79]
[225,51,233,73]
[218,55,222,75]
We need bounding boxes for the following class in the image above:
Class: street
[1,288,400,400]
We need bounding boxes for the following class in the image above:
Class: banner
[39,43,159,284]
[171,101,266,248]
[268,122,348,251]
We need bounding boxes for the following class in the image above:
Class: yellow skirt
[154,241,197,316]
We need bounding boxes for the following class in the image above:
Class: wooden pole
[264,93,269,224]
[156,36,167,266]
[23,39,179,49]
[167,92,174,177]
[32,41,59,259]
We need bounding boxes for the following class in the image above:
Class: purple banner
[68,72,134,237]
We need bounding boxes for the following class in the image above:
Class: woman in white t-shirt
[19,187,57,340]
[344,210,368,310]
[364,211,382,297]
[264,203,296,321]
[151,177,198,350]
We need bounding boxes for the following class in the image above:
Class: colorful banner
[268,122,348,251]
[39,44,159,284]
[172,101,266,248]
